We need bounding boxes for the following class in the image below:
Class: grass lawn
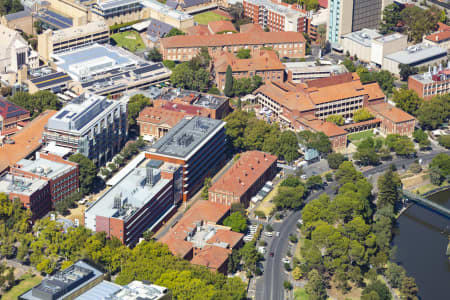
[111,31,145,52]
[294,288,309,300]
[3,273,42,300]
[348,130,375,142]
[194,11,228,25]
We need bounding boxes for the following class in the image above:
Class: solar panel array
[0,98,28,119]
[38,10,72,29]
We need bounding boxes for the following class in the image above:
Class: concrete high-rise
[328,0,386,45]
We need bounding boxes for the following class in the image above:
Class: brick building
[11,152,79,204]
[212,50,285,90]
[155,88,230,119]
[254,73,414,150]
[145,117,226,202]
[423,22,450,50]
[243,0,306,33]
[368,103,416,137]
[209,151,278,207]
[408,64,450,100]
[0,97,30,136]
[85,159,183,246]
[137,103,210,140]
[159,200,243,273]
[159,31,306,62]
[0,173,51,219]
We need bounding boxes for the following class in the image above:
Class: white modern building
[341,28,407,65]
[43,93,128,166]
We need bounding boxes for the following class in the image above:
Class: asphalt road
[256,149,449,300]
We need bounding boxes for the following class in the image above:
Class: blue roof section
[0,97,28,119]
[55,44,132,72]
[37,9,72,29]
[182,0,210,8]
[75,281,122,300]
[4,9,31,21]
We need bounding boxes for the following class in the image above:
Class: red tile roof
[213,50,285,73]
[190,245,230,270]
[304,119,347,137]
[208,20,236,34]
[424,22,450,43]
[368,103,416,123]
[137,106,186,128]
[239,23,264,33]
[207,229,243,249]
[318,0,328,8]
[209,151,277,198]
[0,110,57,174]
[185,25,210,36]
[160,31,306,48]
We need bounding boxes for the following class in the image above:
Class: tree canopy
[416,94,450,129]
[297,131,332,155]
[127,94,151,126]
[326,114,344,126]
[0,0,23,16]
[353,108,374,123]
[68,154,97,194]
[392,88,421,115]
[223,212,248,233]
[9,91,61,118]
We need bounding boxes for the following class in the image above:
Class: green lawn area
[294,288,309,300]
[348,130,375,142]
[194,11,229,25]
[111,31,145,52]
[3,273,42,300]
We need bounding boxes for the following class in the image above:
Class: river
[392,189,450,300]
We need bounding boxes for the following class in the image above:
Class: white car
[265,231,273,237]
[276,231,280,237]
[257,247,266,254]
[282,257,290,264]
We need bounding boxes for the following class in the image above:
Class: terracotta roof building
[209,151,278,207]
[424,22,450,50]
[368,103,416,137]
[212,50,285,90]
[159,200,243,273]
[207,20,236,34]
[160,31,306,61]
[0,97,30,136]
[136,103,209,140]
[0,110,57,175]
[239,23,264,34]
[253,73,417,150]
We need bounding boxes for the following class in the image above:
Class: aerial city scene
[0,0,449,299]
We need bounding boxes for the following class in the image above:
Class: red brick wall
[330,134,348,151]
[408,77,425,99]
[9,183,52,219]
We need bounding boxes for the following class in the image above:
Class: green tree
[277,130,300,162]
[201,177,211,200]
[223,212,247,233]
[430,153,450,178]
[162,60,175,69]
[273,185,305,210]
[354,137,380,166]
[236,48,251,59]
[416,95,450,129]
[362,280,391,300]
[306,175,322,190]
[412,129,430,149]
[400,5,440,43]
[305,269,327,300]
[377,169,402,208]
[399,64,419,81]
[335,161,364,185]
[298,131,332,155]
[224,65,234,97]
[147,47,162,61]
[379,3,402,34]
[386,263,406,289]
[342,58,356,72]
[327,153,346,169]
[239,241,262,275]
[166,28,185,37]
[34,19,44,34]
[400,276,419,300]
[68,154,97,194]
[438,135,450,149]
[353,108,374,123]
[127,94,151,126]
[326,114,344,125]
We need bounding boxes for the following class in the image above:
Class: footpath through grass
[194,11,228,25]
[2,273,42,300]
[111,31,145,52]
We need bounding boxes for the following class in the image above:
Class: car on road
[282,257,290,264]
[276,231,280,237]
[258,247,266,254]
[270,252,274,257]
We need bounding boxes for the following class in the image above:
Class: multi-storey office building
[11,152,79,204]
[38,21,109,61]
[408,63,450,100]
[43,93,128,166]
[85,160,182,246]
[145,117,226,202]
[91,0,143,26]
[159,31,306,61]
[328,0,384,45]
[0,173,51,219]
[243,0,306,33]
